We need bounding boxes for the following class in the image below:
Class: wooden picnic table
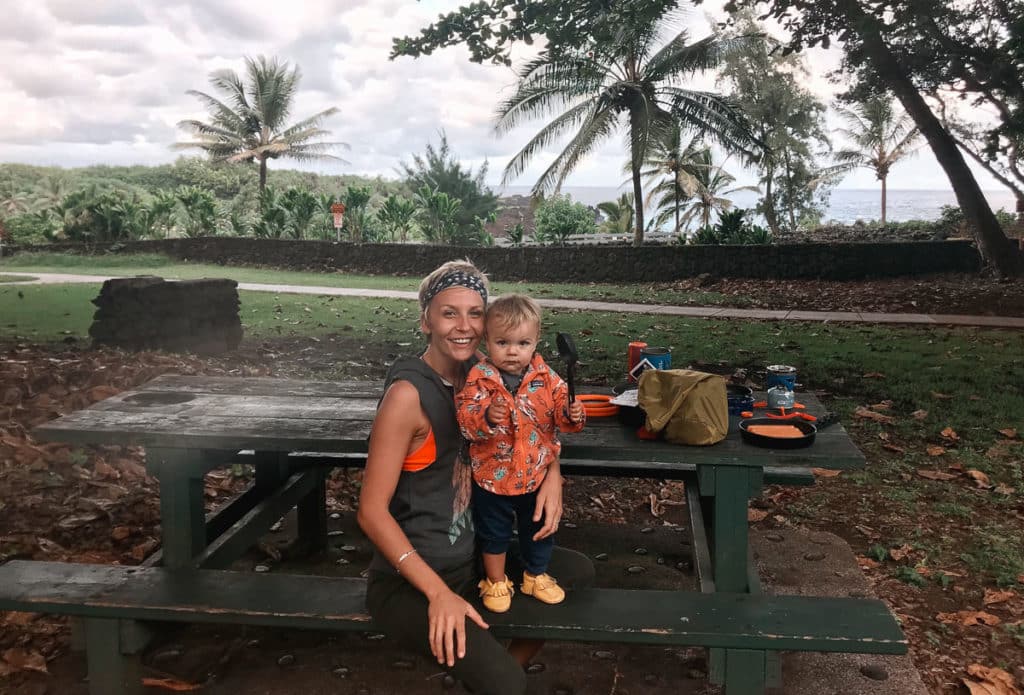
[19,374,896,694]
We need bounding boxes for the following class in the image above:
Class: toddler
[456,294,585,612]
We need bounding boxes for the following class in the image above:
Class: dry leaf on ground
[937,610,1002,626]
[926,445,947,456]
[1,648,48,675]
[931,391,954,400]
[941,426,961,442]
[983,589,1016,605]
[889,544,914,561]
[912,409,928,420]
[748,508,769,522]
[857,556,880,570]
[811,468,841,478]
[918,469,959,481]
[883,443,907,454]
[854,406,894,424]
[995,483,1017,495]
[869,400,893,411]
[967,470,993,488]
[962,663,1021,695]
[996,428,1018,439]
[862,372,885,378]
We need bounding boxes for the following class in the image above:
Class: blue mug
[640,347,671,371]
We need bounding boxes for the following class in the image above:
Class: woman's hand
[428,588,489,666]
[532,465,563,540]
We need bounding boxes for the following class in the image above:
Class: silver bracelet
[396,548,418,570]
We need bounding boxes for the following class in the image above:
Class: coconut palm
[673,148,757,232]
[640,124,707,235]
[831,96,921,225]
[596,193,634,236]
[495,12,754,245]
[175,55,348,192]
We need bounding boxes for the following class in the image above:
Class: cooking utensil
[556,332,578,402]
[739,417,816,449]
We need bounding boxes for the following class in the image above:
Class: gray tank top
[368,357,476,574]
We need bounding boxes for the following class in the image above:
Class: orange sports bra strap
[402,427,437,472]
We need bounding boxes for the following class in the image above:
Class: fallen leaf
[111,526,131,541]
[983,589,1015,605]
[967,469,993,488]
[941,426,961,442]
[1,648,48,675]
[748,508,769,522]
[869,400,893,411]
[912,409,928,420]
[811,468,841,478]
[937,610,1001,626]
[931,391,953,400]
[917,469,958,481]
[962,663,1020,695]
[996,428,1018,440]
[93,460,120,480]
[129,538,159,562]
[1,612,36,627]
[862,372,885,378]
[856,556,880,570]
[926,445,947,457]
[87,385,120,402]
[141,678,202,692]
[854,406,894,424]
[995,483,1017,495]
[882,443,906,454]
[889,544,913,562]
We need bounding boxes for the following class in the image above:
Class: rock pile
[89,276,242,354]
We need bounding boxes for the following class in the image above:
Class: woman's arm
[531,458,563,541]
[357,380,488,666]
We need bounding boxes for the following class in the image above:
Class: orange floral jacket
[456,353,585,495]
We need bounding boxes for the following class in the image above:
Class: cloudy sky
[0,0,1005,192]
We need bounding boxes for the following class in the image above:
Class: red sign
[330,203,346,213]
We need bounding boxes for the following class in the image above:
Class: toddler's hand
[487,396,510,426]
[568,400,585,423]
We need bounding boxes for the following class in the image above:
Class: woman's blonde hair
[486,293,542,332]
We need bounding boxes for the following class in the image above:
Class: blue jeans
[472,483,554,576]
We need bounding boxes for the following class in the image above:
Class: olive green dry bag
[637,369,728,446]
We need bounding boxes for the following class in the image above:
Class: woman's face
[420,287,485,363]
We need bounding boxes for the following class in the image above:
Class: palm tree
[495,12,754,245]
[596,193,634,236]
[831,96,921,225]
[640,124,706,235]
[674,148,757,232]
[175,55,348,192]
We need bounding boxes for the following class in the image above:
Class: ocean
[498,186,1019,225]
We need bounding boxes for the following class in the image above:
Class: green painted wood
[149,448,206,569]
[82,618,142,695]
[686,479,715,595]
[296,468,328,552]
[708,465,752,594]
[33,378,864,471]
[0,562,908,654]
[191,470,322,570]
[234,450,816,485]
[722,649,767,695]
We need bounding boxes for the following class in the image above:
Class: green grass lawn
[0,274,35,283]
[0,252,745,307]
[3,280,1023,589]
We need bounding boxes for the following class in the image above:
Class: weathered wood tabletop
[35,374,865,470]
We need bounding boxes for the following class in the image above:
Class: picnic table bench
[0,375,906,694]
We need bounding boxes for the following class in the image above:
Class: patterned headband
[421,270,488,310]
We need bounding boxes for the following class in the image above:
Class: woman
[357,260,592,695]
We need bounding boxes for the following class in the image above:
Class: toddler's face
[485,317,539,375]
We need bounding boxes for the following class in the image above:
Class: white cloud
[0,0,1007,194]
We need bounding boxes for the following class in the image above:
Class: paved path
[8,272,1024,328]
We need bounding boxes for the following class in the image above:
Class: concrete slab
[714,308,793,320]
[753,527,928,695]
[928,313,1024,328]
[784,311,864,322]
[860,313,936,325]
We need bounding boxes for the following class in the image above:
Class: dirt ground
[2,274,1023,694]
[671,273,1024,317]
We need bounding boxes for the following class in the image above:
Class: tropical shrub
[533,196,596,245]
[686,208,772,245]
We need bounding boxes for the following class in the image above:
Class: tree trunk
[259,157,268,192]
[630,112,645,247]
[848,2,1021,275]
[674,186,680,237]
[763,170,779,236]
[880,175,887,225]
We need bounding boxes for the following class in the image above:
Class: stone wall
[18,237,986,281]
[89,276,242,354]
